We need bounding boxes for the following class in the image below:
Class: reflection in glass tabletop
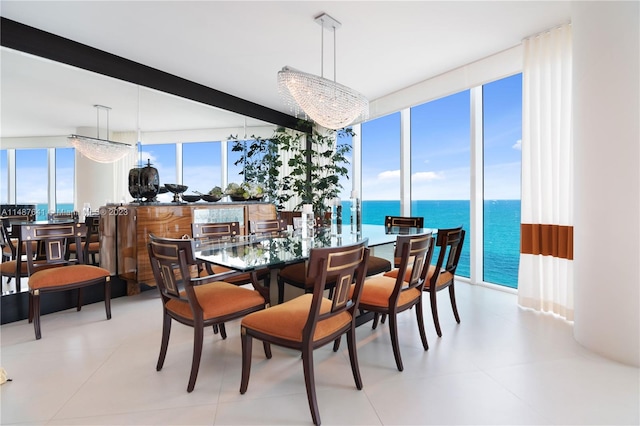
[194,224,432,272]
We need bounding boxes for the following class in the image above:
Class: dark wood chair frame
[0,217,31,288]
[276,239,390,304]
[21,222,111,339]
[191,221,270,288]
[249,218,287,235]
[384,215,424,229]
[147,234,269,392]
[1,214,32,261]
[240,241,370,426]
[47,211,79,222]
[192,221,240,240]
[425,226,466,337]
[191,221,270,338]
[84,215,101,265]
[68,215,100,265]
[276,215,398,304]
[358,233,434,371]
[1,216,26,260]
[372,215,425,327]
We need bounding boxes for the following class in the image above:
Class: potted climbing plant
[274,125,353,217]
[229,133,288,209]
[231,125,353,217]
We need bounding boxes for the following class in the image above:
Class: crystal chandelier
[277,13,369,130]
[68,105,134,163]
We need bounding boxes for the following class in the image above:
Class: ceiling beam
[0,17,309,133]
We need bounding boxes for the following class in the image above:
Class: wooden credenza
[99,201,276,295]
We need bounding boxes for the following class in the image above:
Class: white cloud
[378,170,400,180]
[139,151,157,163]
[512,139,522,150]
[412,171,443,182]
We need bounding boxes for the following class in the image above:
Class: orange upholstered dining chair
[192,222,270,287]
[68,215,100,265]
[147,234,268,392]
[383,215,425,267]
[423,226,465,337]
[357,232,434,371]
[365,214,425,285]
[1,215,37,262]
[1,217,23,263]
[191,221,270,338]
[192,221,241,283]
[276,214,392,304]
[240,241,370,426]
[21,222,112,340]
[0,218,31,290]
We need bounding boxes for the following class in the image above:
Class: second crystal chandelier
[277,13,369,130]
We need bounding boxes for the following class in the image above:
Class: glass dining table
[194,224,433,307]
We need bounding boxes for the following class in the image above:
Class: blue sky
[360,73,522,201]
[1,74,521,204]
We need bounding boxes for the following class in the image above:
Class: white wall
[572,1,640,366]
[74,128,137,210]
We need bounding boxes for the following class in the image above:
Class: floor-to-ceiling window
[482,74,522,288]
[410,91,471,278]
[360,112,401,225]
[16,149,48,219]
[182,141,222,195]
[55,147,75,214]
[357,74,522,288]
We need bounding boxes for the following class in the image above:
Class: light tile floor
[1,281,638,425]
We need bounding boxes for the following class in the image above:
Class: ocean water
[44,200,520,288]
[342,199,520,289]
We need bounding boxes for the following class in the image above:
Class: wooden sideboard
[99,201,276,295]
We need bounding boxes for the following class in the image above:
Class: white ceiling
[0,1,572,139]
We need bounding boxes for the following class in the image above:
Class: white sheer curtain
[518,24,574,320]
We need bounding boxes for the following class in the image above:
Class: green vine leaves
[229,125,353,215]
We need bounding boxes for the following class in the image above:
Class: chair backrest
[84,215,101,256]
[192,222,240,240]
[432,226,465,279]
[0,204,36,221]
[147,234,199,303]
[391,233,435,296]
[384,215,424,229]
[250,219,286,235]
[0,218,15,257]
[304,240,370,336]
[85,215,100,237]
[47,211,79,222]
[278,210,301,226]
[1,217,36,260]
[1,214,31,222]
[20,222,87,274]
[388,216,425,266]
